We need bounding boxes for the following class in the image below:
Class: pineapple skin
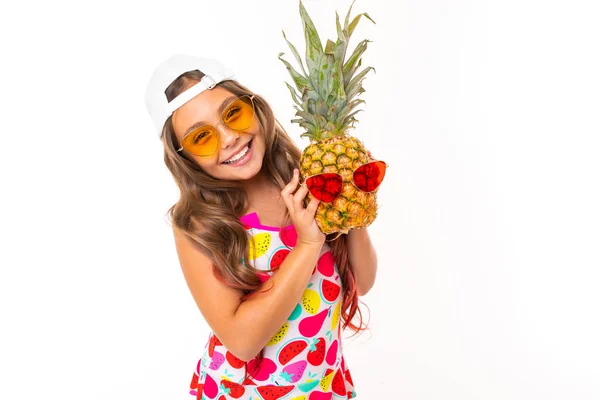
[301,135,378,234]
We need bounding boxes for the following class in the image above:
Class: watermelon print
[269,247,291,271]
[277,339,309,365]
[256,385,295,400]
[188,212,357,399]
[319,279,341,303]
[226,351,246,369]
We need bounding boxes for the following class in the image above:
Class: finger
[280,169,299,197]
[292,184,309,211]
[281,169,299,213]
[305,194,321,216]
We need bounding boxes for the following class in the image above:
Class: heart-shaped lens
[305,173,343,203]
[353,161,387,192]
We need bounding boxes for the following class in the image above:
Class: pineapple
[279,0,380,234]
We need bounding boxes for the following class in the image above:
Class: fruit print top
[188,212,357,400]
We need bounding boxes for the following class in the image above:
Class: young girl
[144,54,378,399]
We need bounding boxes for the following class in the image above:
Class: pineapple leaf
[345,57,362,88]
[347,66,375,95]
[300,130,318,140]
[331,39,347,102]
[336,11,345,44]
[327,103,340,122]
[285,82,303,107]
[339,124,355,134]
[316,100,328,116]
[299,1,324,69]
[296,110,319,127]
[282,30,308,77]
[278,52,309,92]
[343,39,371,84]
[324,39,336,54]
[293,119,317,133]
[346,85,365,102]
[348,12,376,38]
[335,99,365,126]
[316,114,327,129]
[340,109,364,126]
[305,98,316,114]
[306,53,324,99]
[343,0,357,32]
[346,98,366,112]
[325,122,337,133]
[302,88,321,102]
[318,52,335,101]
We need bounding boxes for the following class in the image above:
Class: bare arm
[347,227,378,296]
[174,169,325,361]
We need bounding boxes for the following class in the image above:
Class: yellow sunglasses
[176,95,256,156]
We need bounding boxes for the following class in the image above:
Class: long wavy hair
[161,70,368,379]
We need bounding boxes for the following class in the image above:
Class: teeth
[224,144,250,164]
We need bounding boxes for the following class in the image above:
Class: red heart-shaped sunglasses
[301,160,388,203]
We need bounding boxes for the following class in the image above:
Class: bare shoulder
[171,224,246,355]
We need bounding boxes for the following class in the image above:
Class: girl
[144,54,378,399]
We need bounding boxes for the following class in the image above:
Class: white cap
[144,54,237,138]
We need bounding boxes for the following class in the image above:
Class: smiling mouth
[222,139,253,164]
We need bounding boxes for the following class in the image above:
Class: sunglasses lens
[305,173,343,203]
[224,96,255,131]
[182,126,219,156]
[353,161,387,192]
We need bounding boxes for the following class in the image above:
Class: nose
[217,122,240,149]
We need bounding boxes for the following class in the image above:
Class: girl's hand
[281,169,326,246]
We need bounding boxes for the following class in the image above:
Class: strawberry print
[306,337,325,366]
[220,380,246,398]
[209,351,225,370]
[281,360,308,383]
[188,212,357,398]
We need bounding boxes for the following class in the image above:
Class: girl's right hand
[281,169,326,247]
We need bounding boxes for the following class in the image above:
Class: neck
[242,167,273,200]
[242,167,285,214]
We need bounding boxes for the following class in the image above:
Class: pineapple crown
[279,0,376,141]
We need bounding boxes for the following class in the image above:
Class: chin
[212,139,265,181]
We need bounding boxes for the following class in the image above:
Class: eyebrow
[182,95,238,137]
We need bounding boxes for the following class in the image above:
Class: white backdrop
[1,0,599,399]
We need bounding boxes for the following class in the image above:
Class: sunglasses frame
[176,94,256,157]
[301,160,389,204]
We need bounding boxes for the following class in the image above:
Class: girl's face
[171,85,266,181]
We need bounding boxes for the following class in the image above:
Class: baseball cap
[144,54,237,138]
